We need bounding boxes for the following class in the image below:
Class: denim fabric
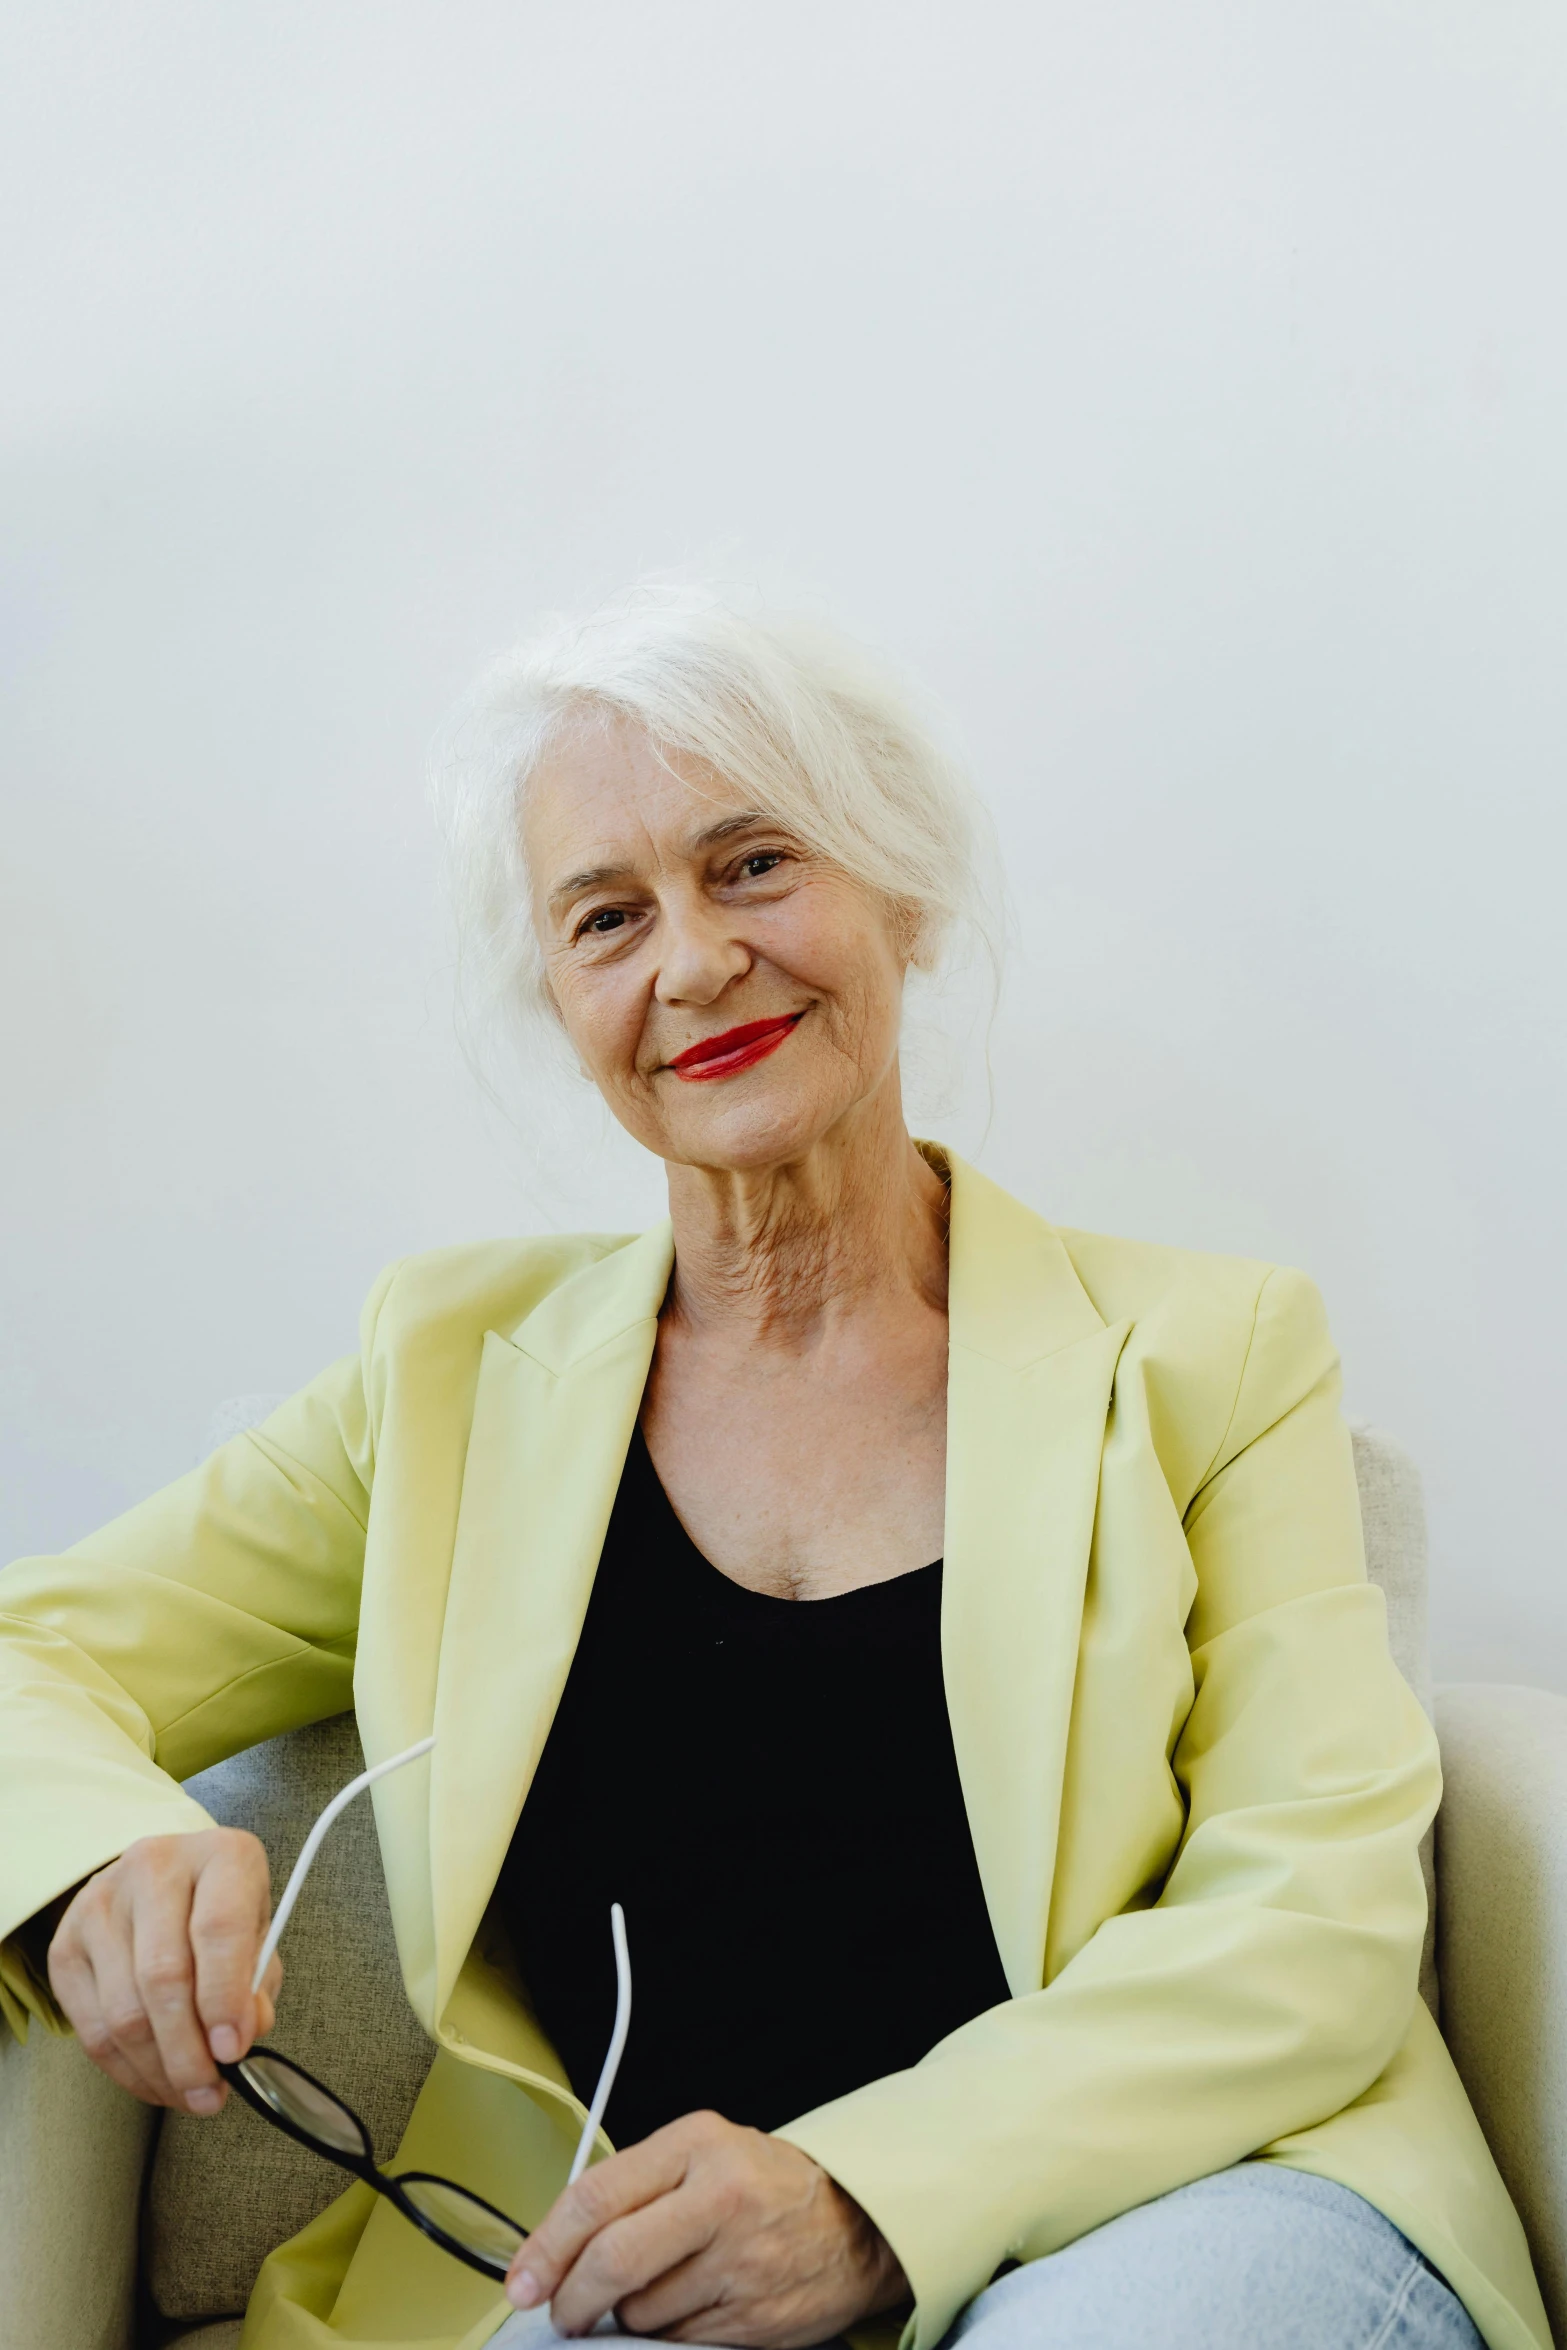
[942,2164,1483,2350]
[488,2161,1484,2350]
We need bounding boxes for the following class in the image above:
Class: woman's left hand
[506,2109,909,2345]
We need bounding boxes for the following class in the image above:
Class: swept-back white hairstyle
[430,582,996,1075]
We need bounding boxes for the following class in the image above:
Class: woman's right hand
[46,1827,281,2114]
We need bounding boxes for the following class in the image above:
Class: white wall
[3,2,1564,1687]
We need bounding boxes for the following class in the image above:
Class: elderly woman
[0,591,1548,2350]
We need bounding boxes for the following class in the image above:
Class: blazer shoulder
[1043,1222,1334,1494]
[1049,1227,1337,1485]
[1050,1222,1283,1334]
[363,1232,640,1357]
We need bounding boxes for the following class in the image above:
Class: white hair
[429,582,998,1080]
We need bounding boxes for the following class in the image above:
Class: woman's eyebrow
[692,810,770,847]
[548,862,632,907]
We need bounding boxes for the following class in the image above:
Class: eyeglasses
[219,1737,633,2281]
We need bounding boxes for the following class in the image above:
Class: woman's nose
[652,902,752,1006]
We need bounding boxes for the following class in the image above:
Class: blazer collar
[417,1150,1125,2024]
[508,1221,676,1372]
[932,1146,1106,1368]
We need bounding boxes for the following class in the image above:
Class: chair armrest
[1436,1682,1567,2347]
[0,2021,156,2350]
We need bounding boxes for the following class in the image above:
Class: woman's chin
[654,1083,855,1178]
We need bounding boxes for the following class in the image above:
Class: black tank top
[497,1424,1010,2147]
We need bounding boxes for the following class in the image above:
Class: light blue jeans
[489,2161,1483,2350]
[941,2165,1482,2350]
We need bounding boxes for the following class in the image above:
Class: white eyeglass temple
[250,1736,436,1995]
[568,1902,631,2185]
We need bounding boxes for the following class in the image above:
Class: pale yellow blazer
[0,1154,1548,2350]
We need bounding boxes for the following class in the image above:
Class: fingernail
[186,2086,223,2115]
[210,2026,240,2063]
[509,2271,540,2308]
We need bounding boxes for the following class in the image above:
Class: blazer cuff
[775,2109,998,2350]
[0,1792,216,2040]
[0,1917,70,2040]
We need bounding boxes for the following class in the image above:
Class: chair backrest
[1350,1420,1433,1718]
[1348,1421,1438,2017]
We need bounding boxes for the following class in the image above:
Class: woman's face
[524,720,911,1173]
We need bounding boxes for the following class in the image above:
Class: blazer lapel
[425,1223,675,2024]
[940,1155,1131,1996]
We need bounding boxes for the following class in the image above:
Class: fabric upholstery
[0,2022,153,2350]
[1436,1683,1567,2350]
[1349,1421,1433,1717]
[145,1715,436,2323]
[1349,1422,1439,2015]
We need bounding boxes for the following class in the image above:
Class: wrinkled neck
[662,1103,949,1351]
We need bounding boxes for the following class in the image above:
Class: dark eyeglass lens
[398,2176,526,2269]
[237,2054,368,2157]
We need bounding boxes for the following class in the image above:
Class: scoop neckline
[627,1421,942,1610]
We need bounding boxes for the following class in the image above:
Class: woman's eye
[739,852,785,880]
[579,907,628,938]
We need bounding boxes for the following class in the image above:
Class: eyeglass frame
[219,2041,529,2279]
[214,1735,632,2281]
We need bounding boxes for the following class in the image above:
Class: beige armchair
[3,1425,1564,2350]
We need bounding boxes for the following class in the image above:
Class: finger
[73,2012,170,2106]
[548,2194,718,2339]
[80,1920,186,2106]
[130,1863,228,2112]
[616,2247,741,2342]
[648,2299,755,2347]
[509,2135,692,2307]
[190,1843,273,2063]
[48,1929,169,2106]
[253,1954,282,2042]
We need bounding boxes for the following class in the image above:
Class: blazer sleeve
[0,1265,400,2038]
[776,1268,1440,2350]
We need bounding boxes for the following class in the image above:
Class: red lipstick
[667,1012,805,1082]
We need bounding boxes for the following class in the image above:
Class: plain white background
[2,3,1564,1686]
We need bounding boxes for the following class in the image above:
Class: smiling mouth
[666,1012,806,1082]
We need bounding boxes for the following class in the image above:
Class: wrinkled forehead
[523,715,773,897]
